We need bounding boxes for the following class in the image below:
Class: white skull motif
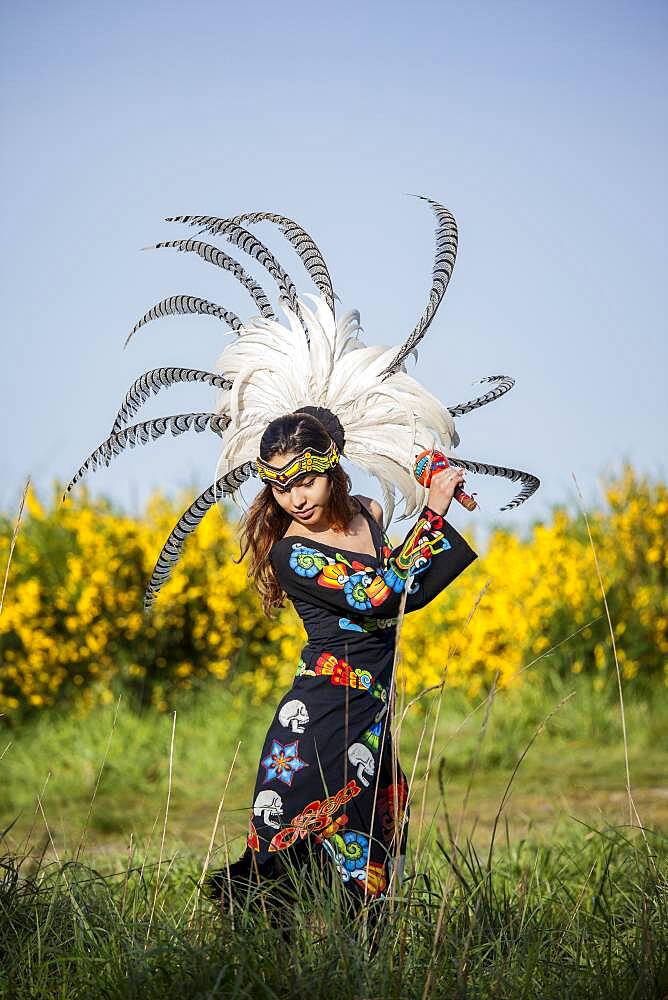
[348,742,375,788]
[278,699,310,733]
[253,790,283,830]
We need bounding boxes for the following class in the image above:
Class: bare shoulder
[353,494,384,529]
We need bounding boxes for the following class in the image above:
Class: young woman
[63,197,537,912]
[211,406,477,908]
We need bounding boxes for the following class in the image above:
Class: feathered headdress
[64,197,539,611]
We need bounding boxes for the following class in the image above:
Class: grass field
[2,675,667,998]
[3,674,667,854]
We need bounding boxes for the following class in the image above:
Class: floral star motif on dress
[261,738,308,787]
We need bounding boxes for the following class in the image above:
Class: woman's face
[266,450,333,526]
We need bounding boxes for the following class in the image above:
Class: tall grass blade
[0,476,30,618]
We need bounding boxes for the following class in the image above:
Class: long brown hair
[234,409,358,617]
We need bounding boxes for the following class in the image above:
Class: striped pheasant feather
[229,212,335,313]
[110,368,232,434]
[379,197,458,379]
[149,240,276,319]
[448,376,516,417]
[445,456,541,510]
[144,461,256,611]
[63,412,231,498]
[124,295,242,349]
[165,215,306,332]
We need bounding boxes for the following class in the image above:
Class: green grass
[2,674,667,855]
[1,676,667,998]
[1,825,665,999]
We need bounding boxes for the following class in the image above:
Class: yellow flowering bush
[0,482,289,717]
[397,466,667,696]
[0,466,665,719]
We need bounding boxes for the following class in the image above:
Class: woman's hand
[426,465,466,516]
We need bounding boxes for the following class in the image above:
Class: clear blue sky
[2,0,666,538]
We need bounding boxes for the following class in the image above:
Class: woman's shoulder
[269,534,291,559]
[268,536,291,575]
[268,533,326,576]
[269,531,312,559]
[354,494,384,529]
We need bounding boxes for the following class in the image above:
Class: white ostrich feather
[212,293,459,525]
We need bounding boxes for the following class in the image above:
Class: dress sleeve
[270,506,477,618]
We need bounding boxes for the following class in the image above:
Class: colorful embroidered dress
[243,502,477,901]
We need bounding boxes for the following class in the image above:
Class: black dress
[227,502,477,904]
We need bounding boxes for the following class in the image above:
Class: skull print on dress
[347,742,376,788]
[253,789,284,830]
[278,698,310,733]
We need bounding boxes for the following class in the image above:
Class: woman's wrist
[424,495,453,517]
[424,503,449,518]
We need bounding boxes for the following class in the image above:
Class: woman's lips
[295,507,315,519]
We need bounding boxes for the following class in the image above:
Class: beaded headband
[256,440,340,487]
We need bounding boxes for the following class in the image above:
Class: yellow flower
[2,465,665,713]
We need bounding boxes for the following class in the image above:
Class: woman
[211,405,477,909]
[62,196,537,908]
